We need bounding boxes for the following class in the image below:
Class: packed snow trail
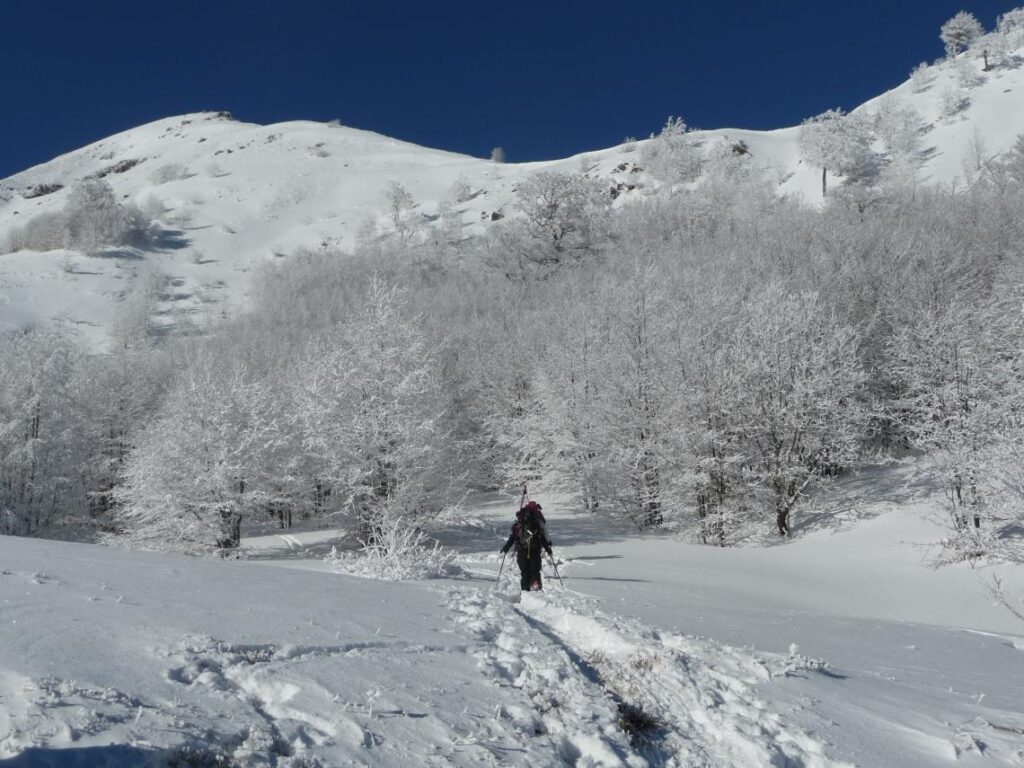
[3,538,667,767]
[447,588,644,767]
[448,583,852,767]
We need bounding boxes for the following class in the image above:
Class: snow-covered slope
[2,466,1022,766]
[2,49,1024,347]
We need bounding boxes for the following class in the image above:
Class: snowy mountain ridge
[2,38,1024,347]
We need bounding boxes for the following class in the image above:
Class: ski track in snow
[448,584,852,767]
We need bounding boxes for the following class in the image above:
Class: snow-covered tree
[383,181,419,242]
[726,286,868,536]
[798,109,878,197]
[997,7,1024,46]
[676,289,751,545]
[286,277,457,546]
[485,171,608,278]
[874,98,925,193]
[995,133,1024,185]
[941,11,985,58]
[889,295,1021,557]
[875,99,923,159]
[998,7,1024,33]
[78,335,170,528]
[584,258,682,529]
[114,359,277,554]
[0,329,92,536]
[698,140,776,225]
[530,282,605,512]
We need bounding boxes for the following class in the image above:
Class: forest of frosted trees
[4,11,1024,565]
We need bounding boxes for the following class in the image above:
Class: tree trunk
[776,508,790,537]
[821,167,828,197]
[217,508,241,551]
[637,457,662,528]
[775,478,793,537]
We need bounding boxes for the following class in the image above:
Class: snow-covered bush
[5,211,66,252]
[640,116,704,186]
[137,194,167,220]
[984,575,1024,626]
[4,179,158,254]
[939,85,970,121]
[955,57,984,88]
[448,175,473,204]
[909,62,934,93]
[326,517,462,581]
[149,163,190,184]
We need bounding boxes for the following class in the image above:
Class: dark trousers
[517,546,543,590]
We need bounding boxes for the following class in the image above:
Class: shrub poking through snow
[327,516,462,580]
[163,744,236,768]
[617,701,665,747]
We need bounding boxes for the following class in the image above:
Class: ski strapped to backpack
[514,497,550,557]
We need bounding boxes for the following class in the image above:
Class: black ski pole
[495,550,508,587]
[547,551,565,590]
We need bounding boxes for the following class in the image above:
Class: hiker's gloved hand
[544,545,553,556]
[500,544,511,555]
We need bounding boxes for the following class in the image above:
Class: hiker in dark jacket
[501,500,553,591]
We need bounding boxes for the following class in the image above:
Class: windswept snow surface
[3,45,1024,346]
[3,466,1023,766]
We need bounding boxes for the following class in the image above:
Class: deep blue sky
[2,0,1017,177]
